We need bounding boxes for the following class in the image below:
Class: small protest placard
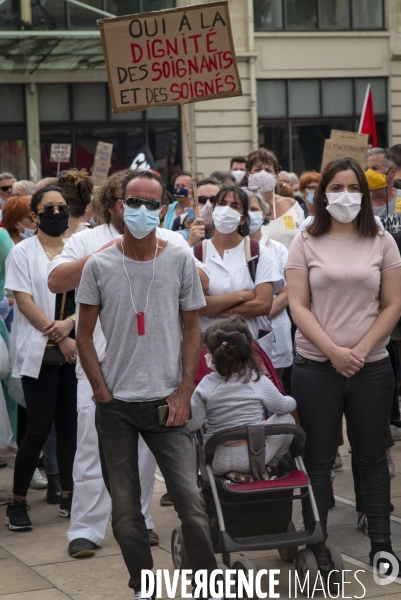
[50,144,71,163]
[321,130,371,170]
[91,142,113,185]
[98,1,242,113]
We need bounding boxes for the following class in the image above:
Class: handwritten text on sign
[98,1,242,113]
[50,144,71,163]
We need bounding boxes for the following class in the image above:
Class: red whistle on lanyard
[137,312,145,336]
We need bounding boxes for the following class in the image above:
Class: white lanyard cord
[121,239,159,316]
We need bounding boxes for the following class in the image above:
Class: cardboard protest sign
[321,130,371,170]
[91,141,113,185]
[98,1,242,114]
[330,130,369,143]
[50,144,71,163]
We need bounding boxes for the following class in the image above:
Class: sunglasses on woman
[198,195,216,205]
[39,204,69,215]
[124,197,161,211]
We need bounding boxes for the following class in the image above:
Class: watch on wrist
[67,314,76,326]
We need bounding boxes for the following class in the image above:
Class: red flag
[358,84,378,147]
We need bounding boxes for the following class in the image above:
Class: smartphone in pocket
[158,404,192,425]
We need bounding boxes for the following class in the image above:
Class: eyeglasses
[39,204,69,215]
[124,197,161,211]
[198,195,216,205]
[0,186,12,192]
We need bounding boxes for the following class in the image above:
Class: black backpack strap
[246,424,266,481]
[245,236,260,284]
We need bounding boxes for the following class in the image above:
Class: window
[0,84,27,178]
[0,0,20,30]
[0,84,25,123]
[0,128,28,180]
[37,83,181,179]
[26,0,176,30]
[72,83,107,121]
[257,78,388,173]
[38,84,70,122]
[254,0,384,31]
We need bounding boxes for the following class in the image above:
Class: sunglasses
[198,195,216,205]
[39,204,69,215]
[124,197,161,211]
[0,186,12,192]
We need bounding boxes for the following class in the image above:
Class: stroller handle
[204,423,306,456]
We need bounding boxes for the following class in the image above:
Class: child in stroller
[173,316,344,597]
[187,316,296,480]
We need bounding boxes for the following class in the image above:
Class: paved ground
[0,436,401,599]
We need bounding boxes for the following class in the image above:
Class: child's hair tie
[221,341,227,346]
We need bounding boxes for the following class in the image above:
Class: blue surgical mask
[306,192,314,205]
[18,222,36,239]
[123,204,160,240]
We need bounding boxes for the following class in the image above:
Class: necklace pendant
[137,312,145,336]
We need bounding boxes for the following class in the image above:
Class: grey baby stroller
[171,423,344,598]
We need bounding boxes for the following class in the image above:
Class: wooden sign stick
[180,104,199,218]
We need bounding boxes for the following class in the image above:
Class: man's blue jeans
[95,397,216,590]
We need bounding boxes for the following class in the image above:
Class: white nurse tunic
[197,238,283,342]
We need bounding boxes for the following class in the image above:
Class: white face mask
[325,192,362,224]
[248,211,264,234]
[231,169,245,184]
[248,171,276,194]
[18,222,36,239]
[212,206,242,234]
[205,353,216,371]
[200,199,214,229]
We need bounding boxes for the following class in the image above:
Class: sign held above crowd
[98,1,242,114]
[50,143,71,176]
[321,130,371,170]
[91,142,113,185]
[50,144,71,164]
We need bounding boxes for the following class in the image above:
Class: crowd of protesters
[0,141,401,597]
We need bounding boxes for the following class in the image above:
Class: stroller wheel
[296,549,318,597]
[278,520,298,563]
[324,545,344,594]
[171,526,190,570]
[232,559,257,600]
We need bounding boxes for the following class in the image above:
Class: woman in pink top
[286,157,401,578]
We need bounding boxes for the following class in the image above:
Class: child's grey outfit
[187,371,297,475]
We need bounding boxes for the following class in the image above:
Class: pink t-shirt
[286,230,401,362]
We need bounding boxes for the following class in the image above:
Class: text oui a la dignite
[115,9,237,106]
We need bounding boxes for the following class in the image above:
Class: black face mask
[38,212,69,237]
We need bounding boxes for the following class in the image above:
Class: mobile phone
[258,328,272,339]
[158,404,192,425]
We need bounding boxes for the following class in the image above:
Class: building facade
[0,0,399,181]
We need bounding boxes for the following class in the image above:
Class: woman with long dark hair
[5,185,77,531]
[286,157,401,576]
